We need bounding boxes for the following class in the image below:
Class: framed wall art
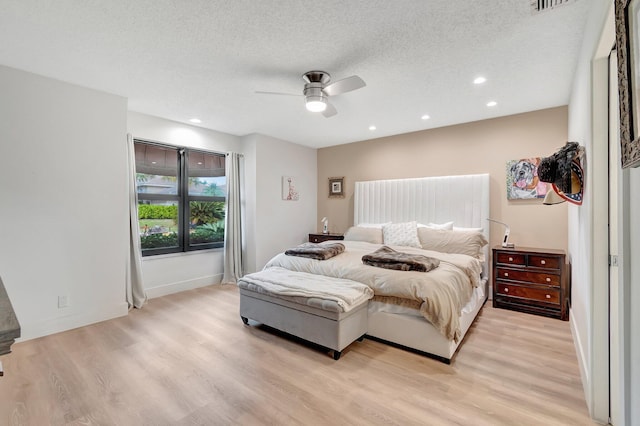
[328,176,344,198]
[615,0,640,168]
[282,176,299,201]
[506,157,548,200]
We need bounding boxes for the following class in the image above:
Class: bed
[264,173,490,363]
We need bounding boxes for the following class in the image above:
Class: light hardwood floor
[0,285,596,425]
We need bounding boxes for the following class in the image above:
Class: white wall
[242,134,317,273]
[0,65,129,340]
[241,134,258,274]
[567,0,620,422]
[127,112,243,297]
[0,66,317,343]
[127,115,318,290]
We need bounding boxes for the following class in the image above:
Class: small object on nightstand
[321,217,329,234]
[309,233,344,243]
[492,246,570,320]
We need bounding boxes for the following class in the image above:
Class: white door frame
[608,48,624,426]
[589,3,615,422]
[609,40,633,426]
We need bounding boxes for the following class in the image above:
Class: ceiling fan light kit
[257,70,366,118]
[305,98,327,112]
[304,72,331,113]
[303,81,328,112]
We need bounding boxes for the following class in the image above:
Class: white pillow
[425,221,454,230]
[344,226,383,244]
[356,222,390,229]
[382,221,421,248]
[453,226,483,233]
[418,227,488,258]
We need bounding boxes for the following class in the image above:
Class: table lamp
[321,217,329,234]
[486,218,514,248]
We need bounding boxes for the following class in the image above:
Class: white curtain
[126,134,147,308]
[222,152,243,284]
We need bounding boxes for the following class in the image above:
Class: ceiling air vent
[530,0,578,13]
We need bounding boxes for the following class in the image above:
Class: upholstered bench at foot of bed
[238,287,369,360]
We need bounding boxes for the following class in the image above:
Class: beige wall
[317,106,569,252]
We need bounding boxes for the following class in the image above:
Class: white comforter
[264,241,482,341]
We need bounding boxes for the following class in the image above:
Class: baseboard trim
[18,301,129,342]
[145,274,223,299]
[15,274,224,342]
[570,308,591,416]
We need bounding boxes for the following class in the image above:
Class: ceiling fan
[256,71,366,118]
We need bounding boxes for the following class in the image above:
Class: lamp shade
[543,187,566,205]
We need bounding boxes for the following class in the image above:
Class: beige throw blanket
[362,245,440,272]
[285,242,345,260]
[265,241,482,342]
[239,266,373,312]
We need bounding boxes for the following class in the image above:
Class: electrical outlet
[58,295,69,308]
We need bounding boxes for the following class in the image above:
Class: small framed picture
[281,176,299,201]
[328,177,345,198]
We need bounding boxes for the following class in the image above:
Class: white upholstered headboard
[354,173,491,277]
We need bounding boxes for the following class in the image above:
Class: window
[134,140,226,256]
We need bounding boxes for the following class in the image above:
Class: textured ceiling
[0,0,592,148]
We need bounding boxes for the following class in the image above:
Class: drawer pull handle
[540,260,546,265]
[504,288,509,293]
[546,277,551,282]
[504,272,509,277]
[545,294,551,299]
[508,257,514,262]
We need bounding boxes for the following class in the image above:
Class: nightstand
[492,246,570,321]
[308,233,344,243]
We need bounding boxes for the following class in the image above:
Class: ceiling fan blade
[255,90,301,97]
[322,102,337,118]
[322,75,366,97]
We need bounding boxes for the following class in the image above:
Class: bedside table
[309,233,344,243]
[492,246,570,321]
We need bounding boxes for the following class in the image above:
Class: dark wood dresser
[492,246,570,321]
[308,233,344,243]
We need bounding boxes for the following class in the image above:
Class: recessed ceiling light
[474,77,487,85]
[369,125,376,131]
[421,114,430,120]
[189,118,202,124]
[486,101,497,107]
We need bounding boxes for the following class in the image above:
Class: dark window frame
[134,139,226,257]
